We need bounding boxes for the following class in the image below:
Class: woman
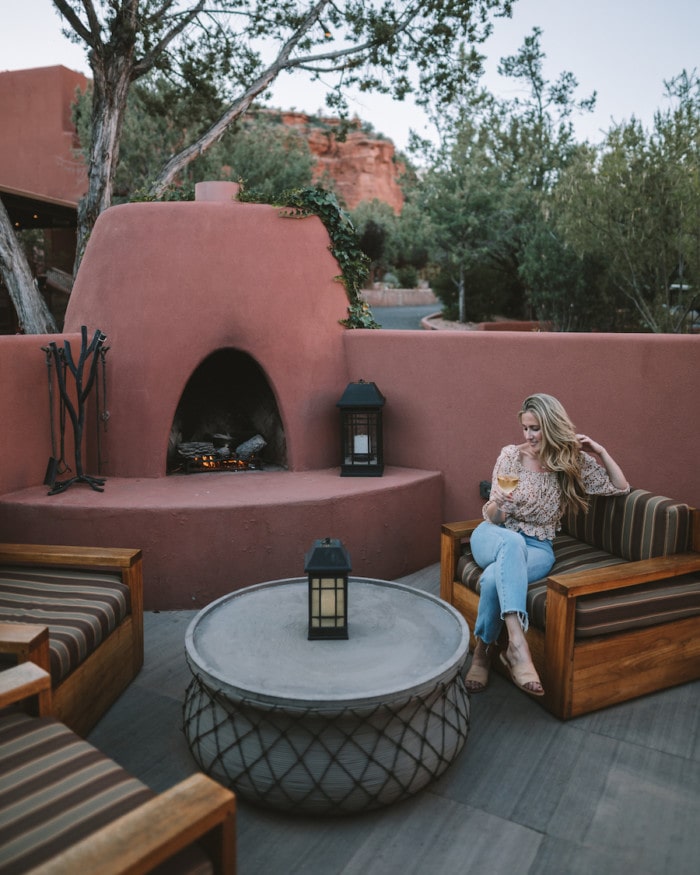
[465,393,629,697]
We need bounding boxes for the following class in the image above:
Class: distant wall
[360,288,439,307]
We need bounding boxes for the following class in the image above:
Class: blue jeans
[470,521,555,645]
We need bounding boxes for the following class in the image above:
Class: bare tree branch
[150,0,332,194]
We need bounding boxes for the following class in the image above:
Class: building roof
[0,65,88,224]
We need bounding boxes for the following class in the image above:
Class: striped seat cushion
[0,566,130,684]
[456,533,700,638]
[0,712,212,874]
[458,534,626,631]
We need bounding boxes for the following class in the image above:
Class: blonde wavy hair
[519,393,588,515]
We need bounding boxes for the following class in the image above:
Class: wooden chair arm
[0,543,145,672]
[0,543,141,570]
[0,621,51,672]
[441,519,482,540]
[548,551,700,599]
[440,519,482,602]
[0,662,52,714]
[29,773,237,875]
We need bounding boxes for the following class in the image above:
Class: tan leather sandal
[464,661,490,694]
[499,652,544,697]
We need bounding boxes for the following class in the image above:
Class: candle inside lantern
[353,434,370,455]
[311,577,345,627]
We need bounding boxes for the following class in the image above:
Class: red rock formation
[278,112,404,213]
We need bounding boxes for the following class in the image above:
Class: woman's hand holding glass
[490,483,517,519]
[490,467,519,519]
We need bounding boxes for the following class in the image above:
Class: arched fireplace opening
[167,349,287,474]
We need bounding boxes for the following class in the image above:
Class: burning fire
[188,453,262,473]
[170,434,267,475]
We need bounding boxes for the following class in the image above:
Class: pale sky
[2,0,699,152]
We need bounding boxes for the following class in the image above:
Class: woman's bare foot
[465,639,492,693]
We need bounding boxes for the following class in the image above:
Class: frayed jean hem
[504,610,530,634]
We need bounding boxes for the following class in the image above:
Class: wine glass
[497,466,519,495]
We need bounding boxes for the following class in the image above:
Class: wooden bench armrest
[545,545,700,719]
[440,519,482,602]
[0,621,51,672]
[0,543,141,570]
[0,662,52,714]
[441,519,482,540]
[0,543,145,672]
[29,773,237,875]
[548,551,700,599]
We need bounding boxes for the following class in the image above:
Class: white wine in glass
[497,474,519,494]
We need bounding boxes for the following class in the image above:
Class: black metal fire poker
[45,326,108,495]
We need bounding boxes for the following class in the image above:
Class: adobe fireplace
[167,349,287,474]
[0,181,444,610]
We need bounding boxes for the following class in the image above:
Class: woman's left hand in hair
[576,434,605,456]
[577,434,629,490]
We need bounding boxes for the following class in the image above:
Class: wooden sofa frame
[440,509,700,720]
[0,661,237,874]
[0,543,144,736]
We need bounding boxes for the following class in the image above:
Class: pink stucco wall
[1,188,698,607]
[3,328,696,511]
[343,330,700,520]
[0,333,80,496]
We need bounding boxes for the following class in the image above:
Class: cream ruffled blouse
[484,444,629,541]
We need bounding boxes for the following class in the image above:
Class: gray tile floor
[88,564,700,874]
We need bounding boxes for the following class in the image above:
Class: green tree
[415,113,498,321]
[483,28,596,322]
[350,199,398,283]
[389,208,433,287]
[558,70,700,332]
[496,27,595,189]
[518,225,618,331]
[407,29,595,324]
[215,113,316,200]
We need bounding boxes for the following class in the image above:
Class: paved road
[372,304,439,329]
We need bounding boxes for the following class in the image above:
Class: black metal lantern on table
[305,538,352,640]
[336,380,385,477]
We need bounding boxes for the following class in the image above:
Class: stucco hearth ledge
[0,467,442,611]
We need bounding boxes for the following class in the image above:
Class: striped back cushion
[0,713,212,875]
[563,489,692,561]
[0,566,130,683]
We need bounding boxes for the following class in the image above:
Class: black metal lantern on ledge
[336,380,385,477]
[305,538,352,640]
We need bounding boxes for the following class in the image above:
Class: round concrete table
[183,577,470,814]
